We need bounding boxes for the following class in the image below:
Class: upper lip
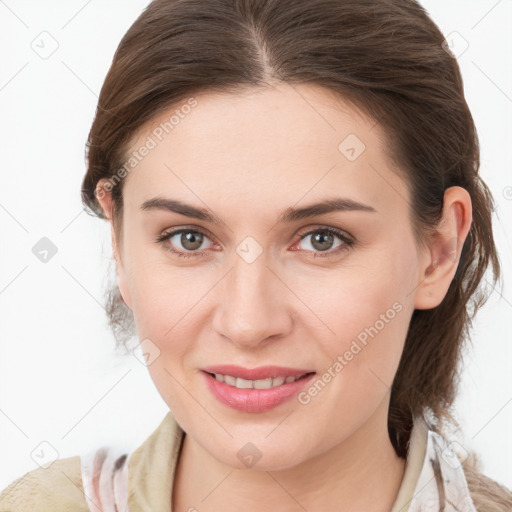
[201,364,315,380]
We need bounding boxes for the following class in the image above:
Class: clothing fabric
[0,410,478,511]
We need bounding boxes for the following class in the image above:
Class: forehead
[121,83,409,219]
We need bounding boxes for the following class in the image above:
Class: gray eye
[170,230,210,252]
[299,231,344,252]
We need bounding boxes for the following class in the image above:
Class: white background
[1,0,511,492]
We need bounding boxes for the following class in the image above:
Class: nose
[212,253,294,349]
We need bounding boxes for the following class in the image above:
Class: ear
[95,179,133,310]
[413,186,473,310]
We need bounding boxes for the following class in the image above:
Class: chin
[207,438,310,472]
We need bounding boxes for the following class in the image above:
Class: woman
[1,0,511,510]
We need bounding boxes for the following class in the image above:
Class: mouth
[201,368,317,413]
[200,364,316,384]
[200,364,316,413]
[202,370,316,390]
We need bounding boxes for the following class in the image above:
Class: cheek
[321,282,408,382]
[302,245,415,396]
[123,240,197,328]
[124,256,218,375]
[128,262,203,410]
[130,272,195,341]
[297,286,409,442]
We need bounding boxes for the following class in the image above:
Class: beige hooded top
[0,410,477,511]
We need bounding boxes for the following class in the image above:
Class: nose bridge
[213,250,292,347]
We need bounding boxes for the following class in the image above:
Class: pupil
[312,232,333,251]
[182,232,203,250]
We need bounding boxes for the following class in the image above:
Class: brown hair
[81,0,511,507]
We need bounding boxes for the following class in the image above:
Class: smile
[207,372,313,389]
[202,370,317,413]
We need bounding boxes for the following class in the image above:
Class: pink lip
[201,364,314,380]
[201,370,316,413]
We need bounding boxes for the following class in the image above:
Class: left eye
[156,229,214,258]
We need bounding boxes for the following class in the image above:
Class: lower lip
[202,371,316,413]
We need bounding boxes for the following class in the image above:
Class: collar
[391,414,477,511]
[81,412,477,511]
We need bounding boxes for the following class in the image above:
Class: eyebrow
[140,196,376,224]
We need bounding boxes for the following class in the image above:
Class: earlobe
[414,187,472,310]
[117,267,133,311]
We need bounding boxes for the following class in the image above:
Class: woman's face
[101,83,434,470]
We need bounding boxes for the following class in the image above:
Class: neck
[172,401,406,512]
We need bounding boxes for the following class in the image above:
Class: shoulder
[462,453,512,512]
[0,455,90,512]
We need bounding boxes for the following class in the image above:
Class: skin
[96,82,472,512]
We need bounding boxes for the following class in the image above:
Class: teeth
[212,373,303,389]
[223,375,236,386]
[235,377,254,389]
[270,376,285,387]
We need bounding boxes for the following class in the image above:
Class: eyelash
[155,226,354,259]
